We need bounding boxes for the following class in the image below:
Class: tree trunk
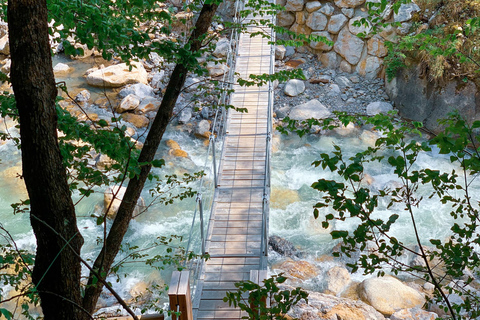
[82,3,219,312]
[8,1,86,319]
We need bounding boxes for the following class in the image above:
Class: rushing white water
[1,55,478,316]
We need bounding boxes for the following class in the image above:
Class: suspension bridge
[170,2,275,320]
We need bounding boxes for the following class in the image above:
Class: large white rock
[325,266,351,295]
[119,83,155,99]
[104,186,145,219]
[289,99,331,120]
[334,0,366,8]
[86,62,148,88]
[306,12,328,31]
[394,3,420,23]
[289,288,386,320]
[309,31,333,51]
[334,27,365,65]
[358,276,426,316]
[0,35,9,55]
[390,307,438,320]
[207,61,228,77]
[275,45,286,60]
[285,0,304,11]
[213,38,230,58]
[116,94,140,113]
[328,14,348,34]
[356,55,383,79]
[284,79,305,97]
[53,62,71,74]
[277,11,296,27]
[366,101,393,115]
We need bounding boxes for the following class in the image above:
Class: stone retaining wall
[277,0,420,78]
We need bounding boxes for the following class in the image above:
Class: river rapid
[0,54,477,317]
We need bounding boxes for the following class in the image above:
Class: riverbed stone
[285,0,304,11]
[268,235,302,258]
[75,90,91,102]
[288,288,386,320]
[275,45,286,60]
[306,12,328,31]
[325,266,351,295]
[284,79,306,97]
[104,186,145,218]
[53,62,71,74]
[278,11,296,27]
[334,0,365,8]
[275,259,318,281]
[334,27,365,65]
[119,83,155,99]
[0,35,9,55]
[328,14,348,34]
[310,31,333,51]
[358,276,426,316]
[271,187,300,209]
[394,3,420,23]
[86,61,148,88]
[116,94,140,113]
[390,307,438,320]
[121,113,150,128]
[136,97,161,114]
[213,38,230,58]
[289,99,331,120]
[305,1,321,12]
[178,107,193,124]
[366,101,393,115]
[207,61,228,77]
[195,119,211,139]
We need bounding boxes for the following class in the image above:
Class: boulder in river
[104,186,145,219]
[358,275,426,316]
[268,235,303,258]
[274,259,318,282]
[288,99,332,120]
[287,286,386,320]
[86,61,148,88]
[390,307,438,320]
[325,266,351,295]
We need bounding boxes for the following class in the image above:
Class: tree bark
[82,3,219,312]
[8,0,86,319]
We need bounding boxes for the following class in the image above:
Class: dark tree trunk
[82,3,219,312]
[8,1,86,319]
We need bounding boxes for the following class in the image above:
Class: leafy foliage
[224,274,308,320]
[305,112,480,319]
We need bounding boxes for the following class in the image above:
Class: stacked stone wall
[277,0,420,78]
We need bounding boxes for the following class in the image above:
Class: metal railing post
[197,193,205,256]
[210,134,217,188]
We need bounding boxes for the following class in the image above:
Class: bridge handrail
[183,0,244,297]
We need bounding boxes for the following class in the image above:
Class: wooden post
[249,270,268,317]
[168,271,193,320]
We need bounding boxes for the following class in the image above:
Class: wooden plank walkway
[193,12,273,320]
